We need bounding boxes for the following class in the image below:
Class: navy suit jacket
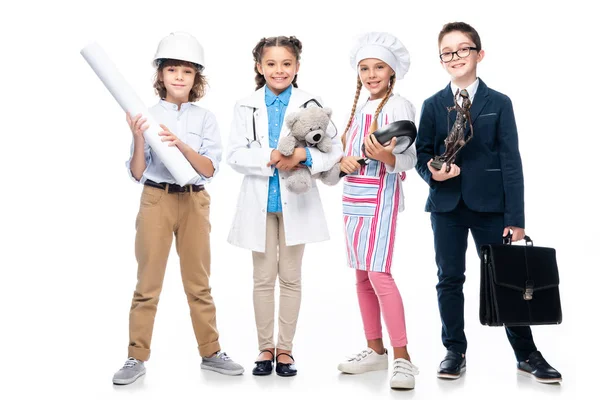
[415,79,525,228]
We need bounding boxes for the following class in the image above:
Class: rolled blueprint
[80,42,198,186]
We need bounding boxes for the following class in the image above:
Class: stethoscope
[245,98,337,148]
[245,110,261,148]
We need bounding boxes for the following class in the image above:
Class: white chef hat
[349,32,410,80]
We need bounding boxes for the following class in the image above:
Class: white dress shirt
[451,78,480,105]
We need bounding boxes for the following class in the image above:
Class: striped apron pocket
[342,175,380,217]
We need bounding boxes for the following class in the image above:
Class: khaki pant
[128,185,220,361]
[252,212,304,351]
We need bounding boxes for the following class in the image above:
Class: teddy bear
[277,107,341,193]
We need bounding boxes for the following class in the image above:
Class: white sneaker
[337,348,388,374]
[390,358,419,389]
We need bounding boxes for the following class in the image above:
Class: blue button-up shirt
[265,86,313,212]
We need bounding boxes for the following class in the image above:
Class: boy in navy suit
[415,22,562,383]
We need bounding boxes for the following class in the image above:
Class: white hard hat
[153,32,205,71]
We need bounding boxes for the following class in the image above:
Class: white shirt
[126,100,222,185]
[451,78,480,105]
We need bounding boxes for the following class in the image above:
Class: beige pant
[252,212,305,351]
[128,185,220,361]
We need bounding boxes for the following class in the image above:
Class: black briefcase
[480,235,562,327]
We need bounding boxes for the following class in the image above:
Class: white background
[0,0,595,398]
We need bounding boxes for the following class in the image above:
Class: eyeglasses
[439,47,478,63]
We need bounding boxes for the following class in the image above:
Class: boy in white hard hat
[112,32,243,385]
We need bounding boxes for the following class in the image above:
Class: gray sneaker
[201,351,244,375]
[112,357,146,385]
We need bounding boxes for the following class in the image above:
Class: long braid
[288,36,302,88]
[369,74,396,134]
[342,75,363,150]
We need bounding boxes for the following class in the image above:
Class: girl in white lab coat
[226,35,342,377]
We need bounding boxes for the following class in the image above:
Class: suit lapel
[441,80,490,125]
[444,79,491,138]
[468,79,489,124]
[441,83,454,108]
[440,84,457,137]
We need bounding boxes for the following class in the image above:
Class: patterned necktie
[459,89,470,108]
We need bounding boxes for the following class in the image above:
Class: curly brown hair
[153,59,207,102]
[252,36,302,91]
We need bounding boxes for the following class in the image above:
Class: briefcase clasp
[523,280,534,300]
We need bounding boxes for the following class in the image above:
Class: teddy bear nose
[313,133,322,141]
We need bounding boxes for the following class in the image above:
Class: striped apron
[342,110,405,273]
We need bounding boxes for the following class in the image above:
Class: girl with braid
[226,36,342,377]
[336,32,419,390]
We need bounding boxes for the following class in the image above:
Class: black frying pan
[340,120,417,178]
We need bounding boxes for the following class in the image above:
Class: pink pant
[356,270,407,348]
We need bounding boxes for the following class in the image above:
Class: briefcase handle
[502,234,534,246]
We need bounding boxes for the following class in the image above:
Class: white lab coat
[226,86,343,252]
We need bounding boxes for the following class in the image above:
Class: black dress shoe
[437,350,466,379]
[252,350,274,376]
[517,351,562,383]
[275,353,297,377]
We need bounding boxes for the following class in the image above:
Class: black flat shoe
[275,353,297,377]
[252,350,274,376]
[517,351,562,383]
[437,350,466,379]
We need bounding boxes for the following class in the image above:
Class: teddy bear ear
[286,111,300,128]
[322,107,333,118]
